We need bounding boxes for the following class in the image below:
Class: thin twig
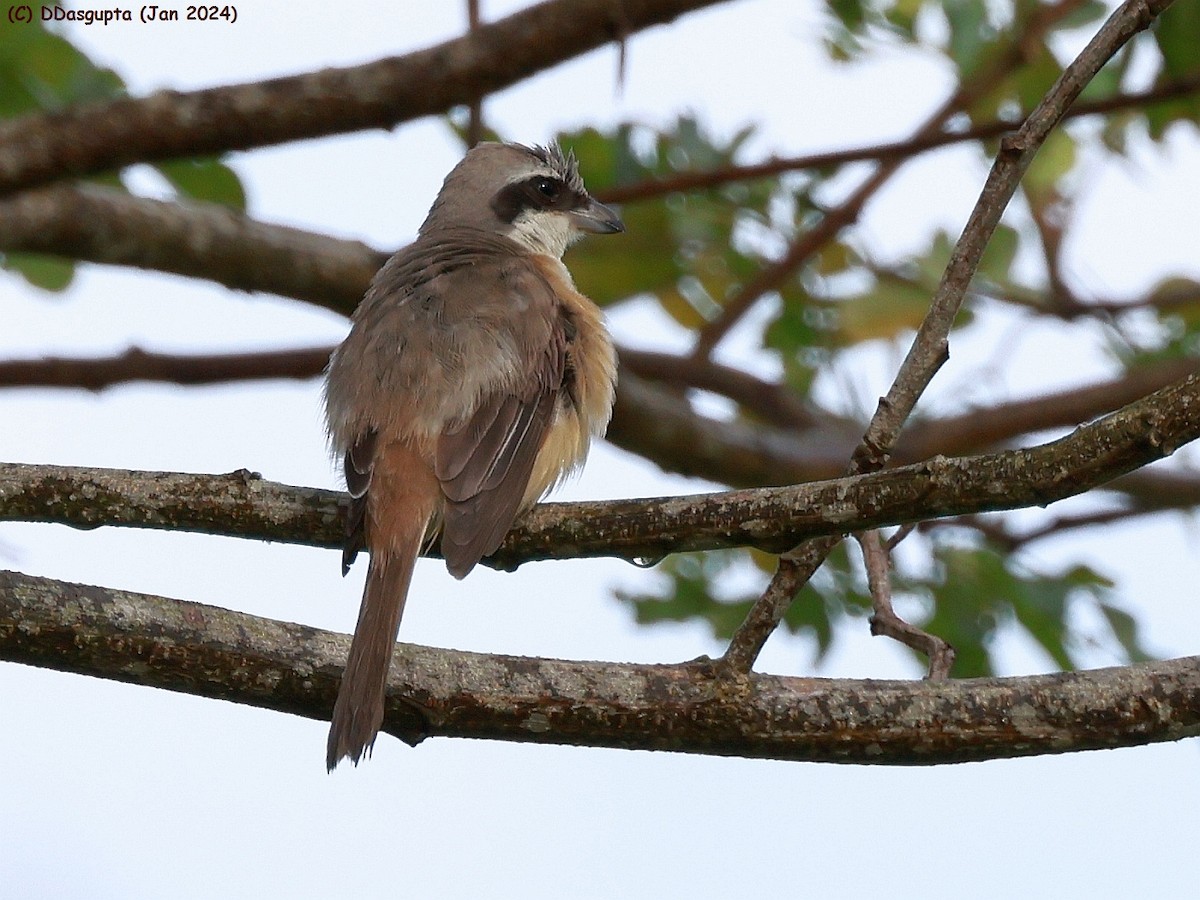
[597,74,1200,205]
[465,0,485,148]
[858,530,955,680]
[691,0,1094,359]
[922,505,1174,552]
[885,524,918,552]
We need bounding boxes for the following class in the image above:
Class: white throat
[506,210,577,259]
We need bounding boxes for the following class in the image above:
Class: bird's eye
[534,178,559,199]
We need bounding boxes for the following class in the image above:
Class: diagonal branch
[0,0,727,198]
[895,358,1200,462]
[3,568,1198,764]
[721,0,1177,670]
[691,0,1095,359]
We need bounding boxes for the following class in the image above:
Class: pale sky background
[2,2,1199,898]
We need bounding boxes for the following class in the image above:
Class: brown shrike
[323,142,621,770]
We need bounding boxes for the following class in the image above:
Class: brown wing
[340,428,376,575]
[435,263,569,579]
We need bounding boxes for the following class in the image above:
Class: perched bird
[323,142,622,770]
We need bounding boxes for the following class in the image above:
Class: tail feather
[326,548,419,771]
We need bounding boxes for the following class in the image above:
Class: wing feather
[340,429,377,575]
[435,260,569,578]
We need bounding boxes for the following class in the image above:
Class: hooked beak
[569,197,624,234]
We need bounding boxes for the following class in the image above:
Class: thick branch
[0,184,382,315]
[3,372,1198,565]
[3,347,1197,514]
[0,0,725,197]
[2,569,1197,763]
[895,358,1200,462]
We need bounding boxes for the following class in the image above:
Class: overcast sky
[3,2,1199,898]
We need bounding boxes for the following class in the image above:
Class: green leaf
[765,292,832,356]
[945,2,993,80]
[1057,0,1108,30]
[919,546,1009,677]
[838,276,931,343]
[562,118,781,321]
[618,543,867,660]
[1154,1,1200,80]
[1011,46,1067,113]
[566,200,683,308]
[1023,129,1076,209]
[3,252,75,292]
[154,157,246,211]
[914,229,955,285]
[0,20,124,117]
[1008,576,1073,671]
[978,223,1020,285]
[617,551,755,641]
[1097,602,1154,664]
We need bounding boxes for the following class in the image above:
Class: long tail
[326,544,420,771]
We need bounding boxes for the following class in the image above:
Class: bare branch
[721,536,839,671]
[3,345,1198,518]
[722,0,1175,668]
[854,0,1169,476]
[858,530,955,679]
[597,75,1200,204]
[896,358,1200,462]
[924,506,1166,551]
[0,0,726,197]
[3,568,1198,763]
[465,0,486,148]
[691,0,1095,359]
[0,345,335,392]
[3,372,1198,567]
[0,184,383,315]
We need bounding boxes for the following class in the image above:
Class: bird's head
[420,141,624,258]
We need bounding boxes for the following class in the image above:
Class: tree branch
[895,358,1200,462]
[691,0,1095,358]
[0,344,337,391]
[3,346,1197,515]
[3,568,1198,764]
[859,529,955,679]
[722,0,1175,668]
[597,74,1200,204]
[0,0,726,197]
[0,183,382,315]
[3,371,1198,566]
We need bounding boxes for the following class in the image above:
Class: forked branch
[720,0,1178,671]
